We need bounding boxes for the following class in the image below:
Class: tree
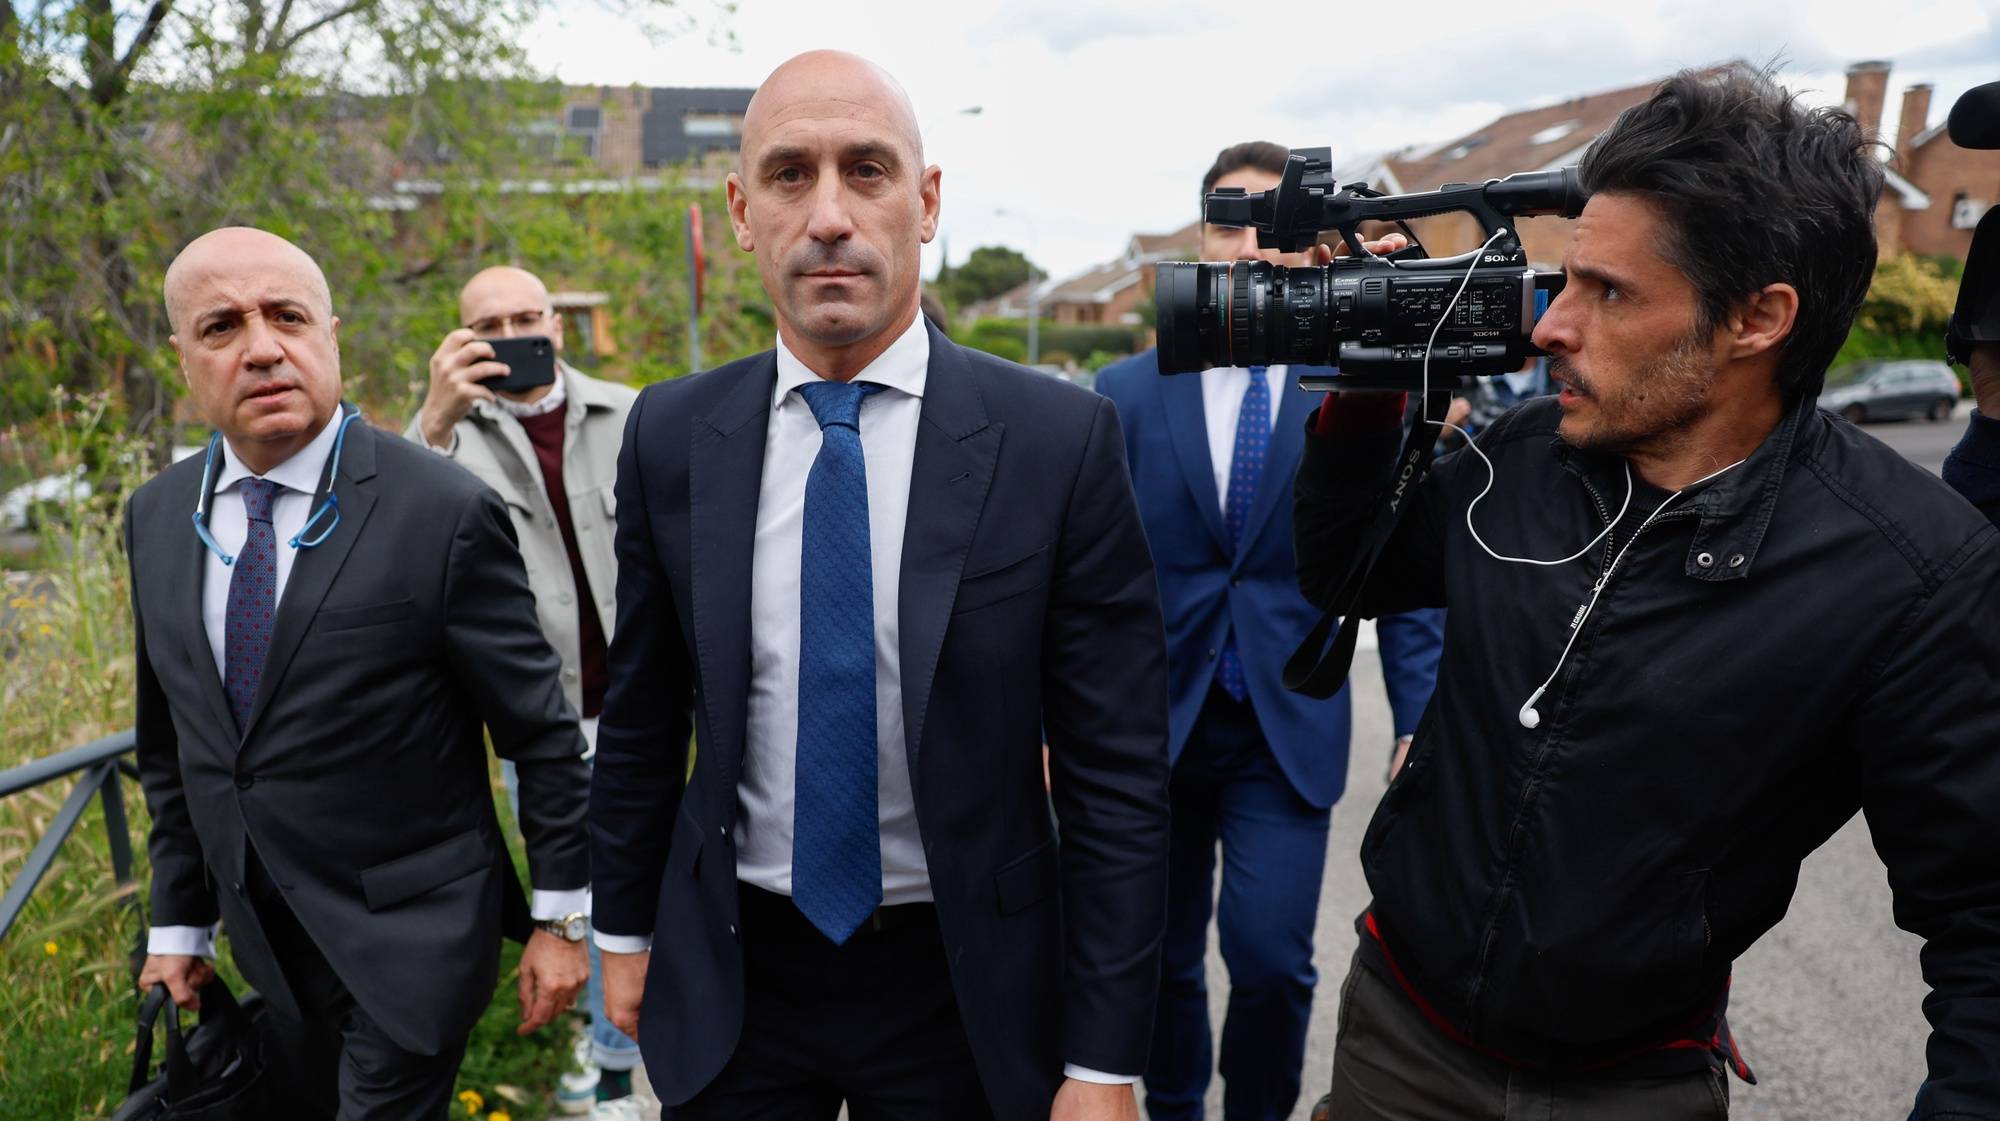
[0,0,714,459]
[938,244,1040,311]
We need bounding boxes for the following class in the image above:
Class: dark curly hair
[1578,67,1884,399]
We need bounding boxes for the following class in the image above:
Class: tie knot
[239,478,281,523]
[797,380,884,431]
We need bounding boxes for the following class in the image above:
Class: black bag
[110,979,268,1121]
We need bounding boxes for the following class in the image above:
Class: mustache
[1548,356,1591,397]
[787,242,881,276]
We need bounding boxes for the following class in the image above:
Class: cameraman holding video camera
[1295,69,2000,1118]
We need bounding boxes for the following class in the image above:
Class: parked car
[1820,359,1962,423]
[1,446,201,531]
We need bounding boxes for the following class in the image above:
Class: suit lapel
[898,325,1000,779]
[689,355,776,790]
[238,417,379,744]
[175,466,240,745]
[1162,371,1229,553]
[1235,373,1314,556]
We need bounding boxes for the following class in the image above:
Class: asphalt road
[1858,400,1975,476]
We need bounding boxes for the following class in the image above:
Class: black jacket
[590,324,1171,1119]
[1295,394,2000,1117]
[128,420,590,1055]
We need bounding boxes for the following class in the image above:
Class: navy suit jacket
[1096,350,1442,808]
[591,324,1172,1120]
[1944,410,2000,526]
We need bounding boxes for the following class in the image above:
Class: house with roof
[1367,61,1987,269]
[1845,61,1998,265]
[1036,220,1201,326]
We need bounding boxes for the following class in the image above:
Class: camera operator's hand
[1970,344,2000,418]
[1310,233,1411,266]
[417,328,508,450]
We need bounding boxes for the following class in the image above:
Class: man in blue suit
[1095,141,1444,1121]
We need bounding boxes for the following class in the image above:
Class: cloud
[969,0,1215,54]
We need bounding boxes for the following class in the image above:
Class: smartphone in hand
[480,335,557,394]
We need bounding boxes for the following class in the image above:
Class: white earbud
[1518,688,1544,730]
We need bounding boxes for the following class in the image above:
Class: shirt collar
[492,364,568,418]
[215,406,346,499]
[771,312,929,412]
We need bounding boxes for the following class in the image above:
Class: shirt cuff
[148,924,218,959]
[426,430,457,455]
[531,887,590,922]
[1063,1064,1140,1085]
[593,929,654,954]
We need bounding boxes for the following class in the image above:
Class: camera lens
[1154,261,1334,373]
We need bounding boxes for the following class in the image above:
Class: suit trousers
[1147,686,1333,1121]
[244,848,467,1121]
[1325,952,1730,1120]
[675,883,994,1121]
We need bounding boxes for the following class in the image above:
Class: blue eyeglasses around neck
[192,406,359,566]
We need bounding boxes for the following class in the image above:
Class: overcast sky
[524,0,2000,280]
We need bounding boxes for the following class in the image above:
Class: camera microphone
[1947,80,2000,150]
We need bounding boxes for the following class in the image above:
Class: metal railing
[0,729,140,943]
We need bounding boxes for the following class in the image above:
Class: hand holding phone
[480,335,558,394]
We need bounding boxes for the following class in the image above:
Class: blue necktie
[1218,368,1269,702]
[792,380,886,944]
[224,478,282,734]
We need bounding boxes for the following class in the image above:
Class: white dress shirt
[593,316,1133,1084]
[150,413,587,958]
[1198,364,1286,511]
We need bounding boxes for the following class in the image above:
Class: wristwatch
[538,911,588,942]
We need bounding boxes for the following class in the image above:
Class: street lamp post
[994,207,1041,366]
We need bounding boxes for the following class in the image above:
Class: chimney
[1844,60,1892,141]
[1898,83,1934,157]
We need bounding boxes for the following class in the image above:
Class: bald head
[741,50,923,171]
[164,226,343,475]
[164,227,332,336]
[457,264,563,353]
[459,266,552,325]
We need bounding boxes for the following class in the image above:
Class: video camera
[1154,146,1587,390]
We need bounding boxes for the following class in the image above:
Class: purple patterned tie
[224,478,282,734]
[1218,368,1269,702]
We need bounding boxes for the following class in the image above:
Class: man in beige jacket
[409,265,641,1119]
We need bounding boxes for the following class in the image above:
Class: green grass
[0,397,572,1119]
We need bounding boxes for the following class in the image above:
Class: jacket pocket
[315,597,414,633]
[1676,868,1712,977]
[993,837,1057,915]
[953,544,1051,616]
[359,827,491,911]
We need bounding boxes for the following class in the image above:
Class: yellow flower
[43,940,58,956]
[487,1112,511,1121]
[457,1089,483,1115]
[37,624,53,637]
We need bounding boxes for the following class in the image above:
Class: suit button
[231,881,244,894]
[234,772,255,790]
[1206,648,1218,660]
[1230,577,1242,587]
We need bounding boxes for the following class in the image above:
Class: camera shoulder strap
[1282,391,1449,699]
